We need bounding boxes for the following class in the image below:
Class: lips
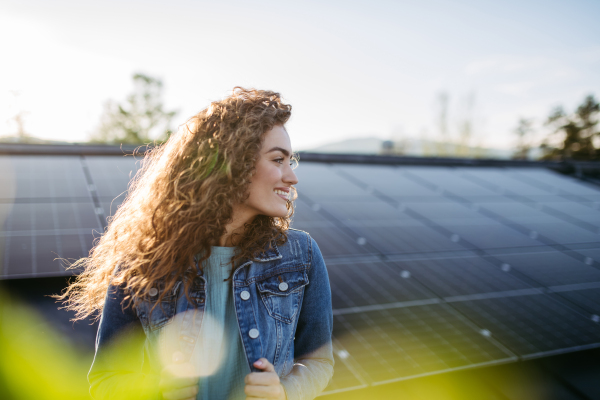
[274,188,290,200]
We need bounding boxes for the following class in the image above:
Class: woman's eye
[274,158,284,164]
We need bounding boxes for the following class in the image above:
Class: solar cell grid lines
[461,169,553,196]
[334,164,440,198]
[491,168,600,196]
[0,156,90,200]
[403,168,501,197]
[343,221,466,254]
[294,163,374,201]
[443,223,545,250]
[494,251,600,287]
[85,156,140,199]
[390,257,534,298]
[315,200,411,222]
[327,262,434,310]
[554,288,600,317]
[544,202,600,221]
[405,202,487,220]
[451,294,600,357]
[332,304,515,383]
[291,214,377,255]
[322,348,367,393]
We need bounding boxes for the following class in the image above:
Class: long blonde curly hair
[59,87,296,321]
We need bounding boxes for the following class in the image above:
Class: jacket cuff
[280,374,302,400]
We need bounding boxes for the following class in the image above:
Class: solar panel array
[1,155,600,395]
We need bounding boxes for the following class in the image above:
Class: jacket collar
[253,240,282,262]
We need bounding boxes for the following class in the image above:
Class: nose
[284,165,299,185]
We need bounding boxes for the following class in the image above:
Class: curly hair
[58,87,296,321]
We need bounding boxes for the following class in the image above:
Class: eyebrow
[265,146,291,157]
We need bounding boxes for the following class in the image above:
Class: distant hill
[303,137,384,154]
[302,136,536,160]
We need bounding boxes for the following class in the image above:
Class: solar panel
[85,156,140,199]
[3,152,600,397]
[344,221,466,254]
[576,248,600,264]
[493,251,600,287]
[322,348,367,392]
[336,165,440,197]
[554,288,600,316]
[509,168,600,197]
[402,167,500,196]
[332,303,514,383]
[0,156,90,200]
[290,200,323,222]
[542,202,600,220]
[450,294,600,357]
[0,156,100,278]
[295,163,374,201]
[390,256,534,298]
[405,202,489,220]
[327,261,434,310]
[315,200,410,222]
[442,223,546,249]
[289,221,373,257]
[461,169,553,196]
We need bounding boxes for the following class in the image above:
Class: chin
[263,207,289,218]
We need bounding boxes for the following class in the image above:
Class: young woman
[60,88,334,400]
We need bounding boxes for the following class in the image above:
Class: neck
[216,207,256,247]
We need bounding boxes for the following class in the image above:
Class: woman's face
[240,125,298,220]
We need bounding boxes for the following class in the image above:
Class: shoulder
[285,228,310,242]
[283,228,324,266]
[284,228,319,251]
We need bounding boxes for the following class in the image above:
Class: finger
[253,358,275,373]
[245,372,280,386]
[245,383,282,398]
[161,384,199,400]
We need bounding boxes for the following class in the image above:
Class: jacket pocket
[257,270,309,324]
[136,280,181,332]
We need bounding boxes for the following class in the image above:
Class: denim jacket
[89,229,334,400]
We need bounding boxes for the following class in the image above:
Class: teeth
[274,190,288,197]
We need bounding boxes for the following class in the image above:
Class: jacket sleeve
[280,235,334,400]
[88,284,160,400]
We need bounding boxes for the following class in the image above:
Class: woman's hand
[159,352,199,400]
[244,358,287,400]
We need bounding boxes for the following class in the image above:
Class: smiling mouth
[274,189,289,200]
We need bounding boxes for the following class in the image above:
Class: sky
[0,0,599,151]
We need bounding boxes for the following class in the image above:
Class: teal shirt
[193,246,250,400]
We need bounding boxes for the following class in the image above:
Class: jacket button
[278,282,288,292]
[148,288,158,297]
[240,291,250,300]
[249,329,259,339]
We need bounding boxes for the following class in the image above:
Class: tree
[512,118,533,160]
[92,73,178,145]
[541,95,599,160]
